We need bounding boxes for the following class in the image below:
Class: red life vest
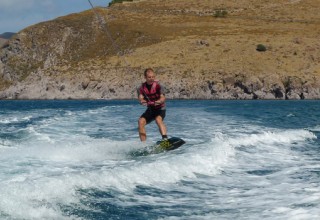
[140,81,165,109]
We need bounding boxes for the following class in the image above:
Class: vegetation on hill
[0,0,319,99]
[109,0,133,7]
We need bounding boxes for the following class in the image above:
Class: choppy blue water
[0,100,319,220]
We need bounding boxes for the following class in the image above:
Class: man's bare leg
[138,117,147,141]
[155,116,167,138]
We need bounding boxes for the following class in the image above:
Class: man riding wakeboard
[138,68,168,142]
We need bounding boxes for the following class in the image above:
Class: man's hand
[140,100,162,106]
[140,100,147,106]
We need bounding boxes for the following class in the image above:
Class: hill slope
[0,0,319,99]
[0,38,6,47]
[0,32,16,39]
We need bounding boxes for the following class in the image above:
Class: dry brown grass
[102,0,320,81]
[1,0,319,95]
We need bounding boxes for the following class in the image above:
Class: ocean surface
[0,100,319,220]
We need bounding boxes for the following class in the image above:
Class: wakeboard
[131,137,185,157]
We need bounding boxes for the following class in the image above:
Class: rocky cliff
[0,0,319,100]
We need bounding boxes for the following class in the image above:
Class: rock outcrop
[0,0,319,99]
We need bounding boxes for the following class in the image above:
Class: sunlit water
[0,100,319,220]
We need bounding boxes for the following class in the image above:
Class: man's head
[144,68,155,85]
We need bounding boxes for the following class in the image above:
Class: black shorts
[140,108,166,124]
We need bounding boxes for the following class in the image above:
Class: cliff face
[0,0,319,99]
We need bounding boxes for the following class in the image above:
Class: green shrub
[109,0,133,6]
[256,44,267,52]
[213,9,228,18]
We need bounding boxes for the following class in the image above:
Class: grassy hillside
[0,0,319,99]
[0,38,6,46]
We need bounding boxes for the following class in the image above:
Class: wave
[227,129,316,147]
[1,100,319,219]
[0,130,235,219]
[0,115,32,124]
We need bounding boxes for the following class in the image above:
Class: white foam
[228,129,316,148]
[1,101,319,219]
[0,130,235,219]
[0,115,32,124]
